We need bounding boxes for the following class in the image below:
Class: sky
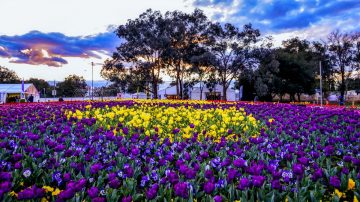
[0,0,359,81]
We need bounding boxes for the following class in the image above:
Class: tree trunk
[290,94,295,102]
[297,93,301,102]
[222,83,227,101]
[176,65,180,98]
[340,67,345,105]
[153,81,158,99]
[179,79,183,99]
[199,84,203,100]
[151,68,158,99]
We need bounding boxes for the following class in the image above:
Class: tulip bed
[0,100,359,202]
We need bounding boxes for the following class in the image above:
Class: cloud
[190,0,360,35]
[0,31,120,67]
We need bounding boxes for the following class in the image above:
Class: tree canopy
[57,75,87,97]
[0,66,20,83]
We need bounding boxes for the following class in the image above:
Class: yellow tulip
[334,189,343,198]
[348,178,355,190]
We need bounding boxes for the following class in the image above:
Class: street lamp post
[319,61,323,107]
[91,62,94,101]
[89,62,104,101]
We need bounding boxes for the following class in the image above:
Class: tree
[275,38,316,102]
[103,9,168,99]
[206,23,260,100]
[101,64,130,93]
[250,37,281,101]
[189,52,215,100]
[327,30,356,104]
[163,9,210,99]
[205,72,218,93]
[312,41,336,96]
[26,78,52,97]
[57,75,87,97]
[0,66,20,83]
[353,32,360,71]
[253,52,280,101]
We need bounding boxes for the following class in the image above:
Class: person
[59,97,64,102]
[28,94,34,103]
[338,95,345,106]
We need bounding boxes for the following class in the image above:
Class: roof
[0,83,35,93]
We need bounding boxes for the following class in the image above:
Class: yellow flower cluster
[42,186,61,196]
[65,100,263,143]
[333,178,356,200]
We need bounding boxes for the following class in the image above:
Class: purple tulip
[167,171,179,185]
[14,162,22,169]
[92,197,106,202]
[90,163,103,175]
[205,170,214,179]
[233,158,247,168]
[122,196,132,202]
[109,179,121,189]
[146,184,159,200]
[237,178,250,190]
[59,188,75,199]
[204,181,215,194]
[74,178,87,191]
[227,168,237,182]
[271,179,281,190]
[17,186,45,200]
[214,195,222,202]
[0,181,12,192]
[87,187,99,198]
[311,169,323,181]
[330,176,341,188]
[174,182,188,199]
[63,173,71,182]
[0,172,12,181]
[324,145,334,156]
[292,164,304,176]
[252,175,266,187]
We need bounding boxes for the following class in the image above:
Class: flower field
[0,100,359,201]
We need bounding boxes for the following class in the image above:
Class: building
[158,85,178,99]
[0,83,39,104]
[158,82,239,101]
[189,82,238,101]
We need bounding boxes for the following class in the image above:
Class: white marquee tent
[0,83,39,104]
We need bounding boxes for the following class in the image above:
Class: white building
[158,82,239,101]
[0,83,39,104]
[190,82,238,101]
